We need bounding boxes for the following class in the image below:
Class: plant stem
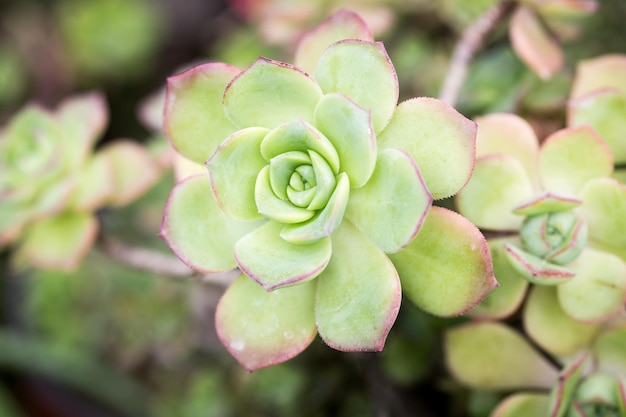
[439,0,516,107]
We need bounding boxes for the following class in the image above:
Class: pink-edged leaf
[379,97,477,199]
[315,40,398,134]
[445,321,559,391]
[593,322,626,377]
[223,58,323,129]
[513,191,581,216]
[164,62,240,163]
[503,244,575,284]
[315,220,400,351]
[390,206,497,317]
[68,153,113,211]
[294,9,373,75]
[456,154,534,231]
[160,175,262,273]
[509,6,563,79]
[539,125,613,195]
[172,153,207,182]
[345,148,432,253]
[234,221,332,290]
[524,285,601,357]
[548,353,590,417]
[570,54,626,98]
[216,274,317,371]
[491,393,550,417]
[17,212,98,271]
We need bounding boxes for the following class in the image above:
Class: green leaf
[445,321,559,390]
[513,191,581,216]
[345,148,432,253]
[165,63,239,163]
[593,322,626,376]
[539,125,613,195]
[207,127,269,221]
[215,274,316,371]
[491,393,550,417]
[294,10,373,75]
[547,354,589,417]
[315,220,400,351]
[558,247,626,322]
[68,152,113,211]
[390,206,497,316]
[223,58,323,129]
[378,98,477,199]
[255,166,315,224]
[314,93,376,188]
[18,212,98,271]
[570,54,626,98]
[234,221,332,290]
[456,154,534,231]
[524,285,600,356]
[315,40,397,133]
[160,175,261,273]
[503,243,575,284]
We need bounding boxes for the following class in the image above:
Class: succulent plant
[0,92,159,271]
[456,113,626,323]
[160,10,496,370]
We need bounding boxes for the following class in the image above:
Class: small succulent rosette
[445,320,626,416]
[509,0,597,79]
[0,92,159,271]
[160,10,497,371]
[568,54,626,184]
[456,113,626,324]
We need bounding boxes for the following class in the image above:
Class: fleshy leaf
[160,175,261,273]
[68,153,113,211]
[557,247,626,322]
[548,354,589,417]
[280,172,350,244]
[578,178,626,261]
[294,10,373,75]
[470,238,529,320]
[165,63,240,163]
[513,191,581,216]
[539,126,613,195]
[345,148,432,253]
[503,244,575,284]
[173,153,207,182]
[234,221,332,290]
[314,93,376,187]
[593,322,626,376]
[474,113,540,186]
[223,58,323,129]
[570,54,626,98]
[456,154,534,231]
[445,322,559,390]
[315,40,397,133]
[255,166,315,224]
[509,6,563,79]
[98,140,160,207]
[18,212,98,271]
[491,393,550,417]
[524,285,600,356]
[207,127,269,221]
[315,220,400,351]
[390,207,497,317]
[378,98,477,199]
[215,274,317,371]
[568,89,626,164]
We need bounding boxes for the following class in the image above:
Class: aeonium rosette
[160,10,496,371]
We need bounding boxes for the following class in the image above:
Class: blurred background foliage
[0,0,625,416]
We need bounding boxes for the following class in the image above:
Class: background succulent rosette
[0,92,159,271]
[160,10,496,370]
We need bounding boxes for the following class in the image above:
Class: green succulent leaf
[568,89,626,164]
[548,354,589,417]
[345,148,432,253]
[223,58,323,129]
[539,126,614,195]
[491,393,550,417]
[513,191,581,216]
[503,244,575,284]
[390,207,497,317]
[379,98,477,200]
[18,212,98,272]
[315,40,397,133]
[294,9,373,75]
[456,154,534,230]
[207,127,269,221]
[68,152,113,211]
[234,221,332,290]
[558,247,626,323]
[315,220,400,351]
[314,93,376,188]
[165,63,240,163]
[160,175,261,273]
[570,54,626,98]
[255,166,316,224]
[215,274,317,371]
[524,285,601,356]
[445,321,559,390]
[593,323,626,376]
